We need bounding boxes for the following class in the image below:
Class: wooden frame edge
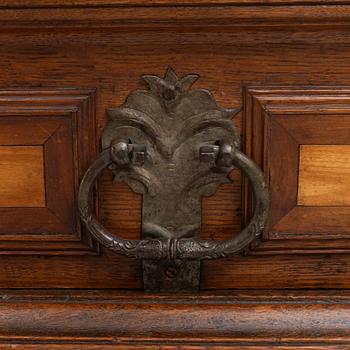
[0,290,350,346]
[2,6,350,30]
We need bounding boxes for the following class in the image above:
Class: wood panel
[0,90,98,255]
[298,145,350,206]
[243,87,350,258]
[0,146,45,207]
[0,3,350,348]
[2,6,350,289]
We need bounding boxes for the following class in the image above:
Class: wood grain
[244,88,350,255]
[1,4,350,290]
[1,346,348,350]
[298,145,350,206]
[1,3,350,347]
[0,290,349,348]
[3,6,350,30]
[1,0,350,7]
[0,146,45,207]
[0,90,98,255]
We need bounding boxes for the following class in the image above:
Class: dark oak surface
[4,5,350,30]
[1,10,350,289]
[1,1,350,348]
[2,0,350,7]
[1,289,350,348]
[0,89,97,255]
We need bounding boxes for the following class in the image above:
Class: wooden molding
[2,5,350,30]
[0,290,349,348]
[0,89,98,255]
[2,0,350,7]
[243,86,350,255]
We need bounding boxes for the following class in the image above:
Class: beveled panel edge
[0,88,98,255]
[243,86,350,254]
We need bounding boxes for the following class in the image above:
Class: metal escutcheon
[78,68,269,292]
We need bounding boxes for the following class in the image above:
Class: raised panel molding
[0,89,98,255]
[243,87,350,255]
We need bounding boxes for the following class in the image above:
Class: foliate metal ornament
[78,68,269,292]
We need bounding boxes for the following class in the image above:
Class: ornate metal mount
[78,68,269,292]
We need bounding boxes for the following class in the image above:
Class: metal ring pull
[78,142,269,260]
[78,68,269,291]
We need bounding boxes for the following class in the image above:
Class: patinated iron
[78,68,269,291]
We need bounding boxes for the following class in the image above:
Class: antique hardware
[78,68,269,291]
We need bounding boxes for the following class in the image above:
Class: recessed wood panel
[298,145,350,206]
[0,146,45,208]
[0,90,97,255]
[244,87,350,254]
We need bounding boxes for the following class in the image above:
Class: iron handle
[77,68,269,291]
[78,142,269,260]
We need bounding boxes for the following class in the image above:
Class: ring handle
[78,145,269,260]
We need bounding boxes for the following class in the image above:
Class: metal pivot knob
[78,68,269,291]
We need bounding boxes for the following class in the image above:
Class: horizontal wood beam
[0,290,349,346]
[1,0,350,7]
[2,6,350,30]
